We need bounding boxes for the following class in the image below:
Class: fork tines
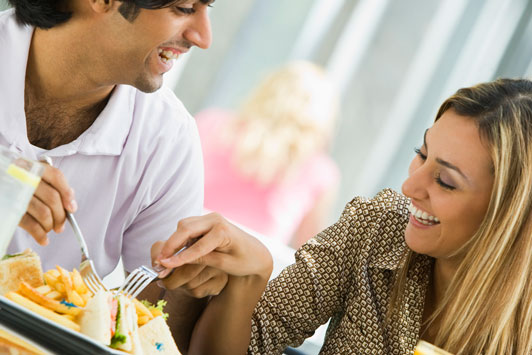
[118,266,158,298]
[79,260,107,295]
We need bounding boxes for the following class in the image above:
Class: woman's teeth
[158,48,178,63]
[408,203,440,226]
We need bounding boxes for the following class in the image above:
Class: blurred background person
[197,61,340,248]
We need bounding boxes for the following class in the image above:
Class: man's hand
[153,213,273,294]
[19,164,77,246]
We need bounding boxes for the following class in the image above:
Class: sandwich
[138,316,181,355]
[0,249,43,295]
[79,291,143,354]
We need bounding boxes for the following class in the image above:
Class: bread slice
[138,316,181,355]
[0,249,43,295]
[79,291,113,346]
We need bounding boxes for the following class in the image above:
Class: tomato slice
[109,298,118,337]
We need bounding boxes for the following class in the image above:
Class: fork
[117,265,159,298]
[39,155,107,295]
[66,212,108,294]
[117,245,188,298]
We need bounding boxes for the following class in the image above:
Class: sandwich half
[0,249,43,295]
[79,291,143,354]
[138,316,181,355]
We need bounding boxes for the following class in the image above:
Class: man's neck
[24,27,114,149]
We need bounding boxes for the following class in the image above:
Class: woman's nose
[402,160,430,200]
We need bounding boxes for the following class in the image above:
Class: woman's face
[401,109,494,260]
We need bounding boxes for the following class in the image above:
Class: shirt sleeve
[120,107,204,273]
[248,197,368,354]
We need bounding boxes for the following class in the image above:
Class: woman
[197,61,340,248]
[155,78,532,354]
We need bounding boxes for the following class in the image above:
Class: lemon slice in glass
[7,164,41,188]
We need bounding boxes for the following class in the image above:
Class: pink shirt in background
[0,9,204,275]
[197,109,339,244]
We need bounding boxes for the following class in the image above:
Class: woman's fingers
[160,228,229,269]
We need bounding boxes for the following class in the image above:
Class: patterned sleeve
[248,195,374,354]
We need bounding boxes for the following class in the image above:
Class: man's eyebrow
[200,0,215,4]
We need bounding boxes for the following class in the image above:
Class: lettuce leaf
[110,299,127,347]
[140,299,169,320]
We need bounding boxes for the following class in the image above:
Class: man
[1,0,218,350]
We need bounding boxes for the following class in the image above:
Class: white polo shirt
[0,9,204,275]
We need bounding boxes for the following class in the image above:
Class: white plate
[0,295,127,354]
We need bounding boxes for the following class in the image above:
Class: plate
[0,295,126,355]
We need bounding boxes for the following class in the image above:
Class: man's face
[99,1,213,93]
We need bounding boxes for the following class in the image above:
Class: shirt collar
[0,9,134,157]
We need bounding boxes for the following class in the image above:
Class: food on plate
[0,328,46,355]
[80,291,143,354]
[138,316,181,355]
[4,291,80,331]
[0,249,43,295]
[0,250,181,354]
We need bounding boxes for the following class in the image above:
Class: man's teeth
[408,203,440,225]
[158,48,178,63]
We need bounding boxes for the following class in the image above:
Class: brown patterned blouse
[249,189,434,354]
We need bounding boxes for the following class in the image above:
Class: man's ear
[87,0,116,14]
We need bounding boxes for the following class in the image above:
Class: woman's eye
[414,147,427,161]
[435,174,456,191]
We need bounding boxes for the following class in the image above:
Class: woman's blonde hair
[223,61,339,185]
[392,78,532,354]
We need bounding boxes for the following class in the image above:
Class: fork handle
[66,212,91,261]
[39,155,91,262]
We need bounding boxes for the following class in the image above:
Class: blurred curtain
[172,0,532,219]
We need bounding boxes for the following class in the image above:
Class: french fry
[35,285,53,295]
[46,290,62,300]
[46,269,61,278]
[5,292,80,331]
[133,298,153,320]
[71,269,89,295]
[150,308,163,318]
[43,272,59,288]
[54,282,66,293]
[81,291,91,303]
[17,282,81,317]
[69,290,85,308]
[63,314,75,321]
[137,315,151,325]
[57,266,75,304]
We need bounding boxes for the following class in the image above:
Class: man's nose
[184,7,212,49]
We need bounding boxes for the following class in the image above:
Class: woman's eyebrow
[424,128,470,182]
[435,157,469,182]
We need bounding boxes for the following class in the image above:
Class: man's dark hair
[7,0,180,29]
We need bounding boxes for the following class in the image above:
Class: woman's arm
[153,213,273,355]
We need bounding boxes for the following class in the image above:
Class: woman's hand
[19,164,76,245]
[153,213,273,294]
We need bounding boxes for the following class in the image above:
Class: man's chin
[133,76,163,93]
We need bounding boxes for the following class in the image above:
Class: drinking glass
[0,146,44,256]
